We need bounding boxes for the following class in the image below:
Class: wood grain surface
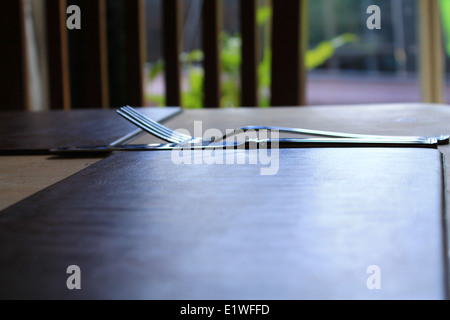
[0,148,446,299]
[0,107,181,154]
[1,103,449,300]
[0,156,103,212]
[159,104,450,229]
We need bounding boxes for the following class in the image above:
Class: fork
[117,106,195,144]
[51,107,443,155]
[218,126,450,145]
[117,106,449,145]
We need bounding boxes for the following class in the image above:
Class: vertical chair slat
[108,0,146,107]
[202,0,222,108]
[271,0,307,106]
[163,0,182,107]
[45,0,71,110]
[68,0,109,109]
[106,0,126,108]
[124,0,147,106]
[0,0,29,111]
[240,0,259,107]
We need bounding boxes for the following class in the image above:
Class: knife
[50,137,440,156]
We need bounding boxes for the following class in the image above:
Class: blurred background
[144,0,450,107]
[5,0,450,111]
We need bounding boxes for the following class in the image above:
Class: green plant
[440,0,450,56]
[146,59,165,106]
[146,5,357,108]
[180,50,204,109]
[220,33,241,108]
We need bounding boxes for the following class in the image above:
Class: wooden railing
[0,0,307,111]
[0,0,29,111]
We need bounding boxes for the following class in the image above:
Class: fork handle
[233,126,450,145]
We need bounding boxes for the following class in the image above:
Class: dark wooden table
[0,104,449,300]
[0,107,181,210]
[0,107,181,154]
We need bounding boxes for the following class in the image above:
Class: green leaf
[145,93,165,107]
[306,33,358,70]
[182,67,204,109]
[330,33,358,49]
[148,60,164,82]
[180,49,204,64]
[182,92,203,109]
[257,6,272,26]
[221,34,242,73]
[440,0,450,56]
[188,67,204,94]
[306,42,335,70]
[258,48,271,87]
[221,78,240,108]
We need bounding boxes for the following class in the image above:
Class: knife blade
[50,137,440,156]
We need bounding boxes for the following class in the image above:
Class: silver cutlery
[50,106,447,155]
[217,126,450,145]
[117,106,193,144]
[117,106,449,146]
[51,137,440,155]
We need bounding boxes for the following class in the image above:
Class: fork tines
[117,106,193,143]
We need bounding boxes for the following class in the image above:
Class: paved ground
[145,72,450,107]
[307,73,422,105]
